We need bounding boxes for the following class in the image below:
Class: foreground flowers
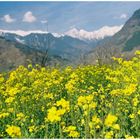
[6,125,21,138]
[1,51,140,138]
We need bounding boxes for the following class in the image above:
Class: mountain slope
[0,36,71,72]
[0,37,37,71]
[0,32,93,60]
[86,9,140,64]
[103,9,140,51]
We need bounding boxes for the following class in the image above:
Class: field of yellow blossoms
[1,51,140,138]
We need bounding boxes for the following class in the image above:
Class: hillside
[86,9,140,64]
[0,37,70,72]
[0,37,36,71]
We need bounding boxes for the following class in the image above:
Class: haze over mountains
[1,8,140,71]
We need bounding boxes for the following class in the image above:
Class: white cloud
[114,13,128,20]
[2,14,15,23]
[120,14,127,19]
[65,25,123,40]
[41,20,48,24]
[23,11,36,23]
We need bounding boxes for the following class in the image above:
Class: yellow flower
[110,89,121,96]
[16,113,25,121]
[112,124,120,130]
[46,107,65,123]
[96,125,100,129]
[92,115,101,125]
[81,119,85,125]
[78,95,95,110]
[65,79,76,93]
[132,97,139,107]
[64,126,79,138]
[85,95,94,103]
[123,84,137,96]
[89,102,97,109]
[65,126,76,132]
[41,106,45,112]
[89,122,93,128]
[57,109,66,115]
[16,113,25,118]
[28,125,37,133]
[129,114,135,119]
[6,87,19,96]
[105,131,113,139]
[135,50,140,55]
[0,112,10,119]
[78,96,86,106]
[56,98,70,112]
[105,114,118,127]
[137,110,140,115]
[5,97,15,104]
[8,108,14,113]
[6,125,21,138]
[68,131,80,138]
[125,135,134,139]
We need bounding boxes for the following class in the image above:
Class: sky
[1,2,140,33]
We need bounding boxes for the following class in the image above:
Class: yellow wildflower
[46,107,64,123]
[112,124,120,130]
[92,115,101,125]
[56,98,70,111]
[105,114,118,127]
[0,112,10,119]
[68,131,80,138]
[125,135,134,139]
[6,125,21,138]
[129,114,135,119]
[5,97,15,104]
[105,131,114,139]
[28,125,37,133]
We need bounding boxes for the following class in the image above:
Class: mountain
[0,24,125,69]
[0,24,122,62]
[104,9,140,51]
[0,32,93,61]
[65,25,123,41]
[0,25,122,41]
[86,9,140,64]
[0,36,38,71]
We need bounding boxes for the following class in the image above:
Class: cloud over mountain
[1,14,15,23]
[120,14,128,19]
[23,11,36,23]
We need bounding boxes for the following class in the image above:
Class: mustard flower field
[1,51,140,138]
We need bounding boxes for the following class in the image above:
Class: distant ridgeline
[1,9,140,71]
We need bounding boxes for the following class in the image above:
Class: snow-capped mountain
[0,29,61,38]
[0,25,123,61]
[65,25,123,41]
[0,25,123,42]
[0,32,92,60]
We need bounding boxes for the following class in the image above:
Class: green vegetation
[124,31,140,51]
[1,51,140,138]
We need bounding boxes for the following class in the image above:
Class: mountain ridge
[86,8,140,65]
[0,25,123,41]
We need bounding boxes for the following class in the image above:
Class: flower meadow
[1,51,140,138]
